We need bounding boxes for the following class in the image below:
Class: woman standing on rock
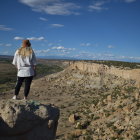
[12,39,37,100]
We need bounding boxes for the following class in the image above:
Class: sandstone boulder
[0,99,59,140]
[69,114,79,124]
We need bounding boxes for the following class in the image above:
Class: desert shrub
[133,134,140,140]
[35,64,63,78]
[124,86,137,94]
[112,86,122,99]
[92,98,99,106]
[106,122,114,128]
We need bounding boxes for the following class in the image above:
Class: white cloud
[49,45,75,56]
[39,17,48,21]
[14,36,24,40]
[73,51,140,62]
[48,43,53,46]
[19,0,81,15]
[34,48,140,62]
[80,42,98,47]
[80,43,91,47]
[51,46,75,52]
[0,25,13,31]
[14,36,45,41]
[88,0,135,12]
[67,48,75,51]
[51,24,64,28]
[107,45,115,49]
[43,3,80,15]
[89,1,108,11]
[0,43,12,47]
[27,36,45,41]
[5,44,12,47]
[35,49,50,54]
[19,0,137,16]
[74,51,114,60]
[34,45,75,56]
[52,46,65,50]
[123,0,136,3]
[33,42,75,56]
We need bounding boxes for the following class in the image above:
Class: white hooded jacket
[12,49,37,77]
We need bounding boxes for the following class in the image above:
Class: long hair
[18,40,33,57]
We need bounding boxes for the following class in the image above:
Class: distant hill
[0,55,13,59]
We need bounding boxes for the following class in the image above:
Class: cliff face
[69,61,140,87]
[0,99,59,140]
[30,61,140,140]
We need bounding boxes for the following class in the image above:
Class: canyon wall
[69,61,140,87]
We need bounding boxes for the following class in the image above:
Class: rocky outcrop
[29,61,140,139]
[69,61,140,87]
[0,99,59,140]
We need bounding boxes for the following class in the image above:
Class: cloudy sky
[0,0,140,61]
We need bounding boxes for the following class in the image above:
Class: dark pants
[15,76,33,97]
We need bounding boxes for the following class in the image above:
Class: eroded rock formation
[69,61,140,87]
[0,99,59,140]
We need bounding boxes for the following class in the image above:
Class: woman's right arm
[32,51,37,66]
[12,50,18,68]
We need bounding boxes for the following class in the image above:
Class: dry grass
[0,62,17,92]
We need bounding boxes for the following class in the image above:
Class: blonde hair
[18,40,33,57]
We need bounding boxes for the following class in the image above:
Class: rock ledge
[0,99,59,140]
